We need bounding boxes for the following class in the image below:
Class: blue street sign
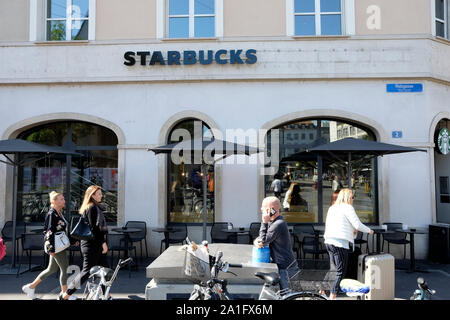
[392,131,403,138]
[387,83,423,93]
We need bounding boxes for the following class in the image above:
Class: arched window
[167,119,214,224]
[17,121,118,223]
[265,118,378,224]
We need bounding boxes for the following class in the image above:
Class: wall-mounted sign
[124,49,257,66]
[437,128,450,155]
[386,83,423,93]
[392,131,403,138]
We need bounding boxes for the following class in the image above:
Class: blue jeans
[278,260,299,291]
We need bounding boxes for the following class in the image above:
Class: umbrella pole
[348,152,352,190]
[11,153,18,268]
[202,164,207,241]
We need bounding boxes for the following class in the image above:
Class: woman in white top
[324,188,374,300]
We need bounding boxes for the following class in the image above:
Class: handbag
[70,214,94,241]
[54,231,70,253]
[44,231,70,254]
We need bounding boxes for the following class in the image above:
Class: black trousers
[67,241,109,295]
[325,244,349,294]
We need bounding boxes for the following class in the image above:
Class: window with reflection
[46,0,89,41]
[265,119,377,224]
[167,119,214,224]
[17,121,118,224]
[435,0,449,39]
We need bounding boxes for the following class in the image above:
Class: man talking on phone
[254,196,299,291]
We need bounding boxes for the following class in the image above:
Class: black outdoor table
[370,226,395,254]
[110,227,141,277]
[29,228,45,234]
[152,227,184,252]
[221,228,250,243]
[394,228,428,273]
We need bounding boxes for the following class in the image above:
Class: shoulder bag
[70,213,94,241]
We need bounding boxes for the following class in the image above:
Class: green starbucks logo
[438,128,450,155]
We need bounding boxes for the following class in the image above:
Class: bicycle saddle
[254,272,280,286]
[89,266,114,281]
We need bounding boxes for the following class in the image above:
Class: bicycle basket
[183,250,211,284]
[288,259,337,292]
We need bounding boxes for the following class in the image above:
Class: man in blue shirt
[255,196,299,291]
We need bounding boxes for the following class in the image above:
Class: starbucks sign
[437,128,450,155]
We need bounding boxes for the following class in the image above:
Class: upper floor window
[435,0,449,39]
[168,0,215,38]
[294,0,342,36]
[46,0,89,41]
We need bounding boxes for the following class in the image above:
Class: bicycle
[83,257,133,300]
[410,277,435,300]
[185,245,329,300]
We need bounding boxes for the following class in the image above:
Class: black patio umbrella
[0,139,81,269]
[304,138,427,187]
[149,138,263,241]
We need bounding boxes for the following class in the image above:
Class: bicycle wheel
[284,292,327,300]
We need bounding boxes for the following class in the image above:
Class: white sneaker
[22,284,36,300]
[67,295,78,300]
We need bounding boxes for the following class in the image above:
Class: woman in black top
[22,191,79,300]
[64,185,110,300]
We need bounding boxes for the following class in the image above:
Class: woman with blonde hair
[63,185,110,300]
[324,188,374,300]
[22,191,79,300]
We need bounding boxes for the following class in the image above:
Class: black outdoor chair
[16,233,45,277]
[292,224,327,259]
[107,233,137,268]
[210,222,237,243]
[125,221,149,260]
[382,222,409,259]
[248,222,261,244]
[354,231,369,253]
[159,224,188,254]
[2,221,25,264]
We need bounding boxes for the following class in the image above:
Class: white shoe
[22,284,36,300]
[67,295,78,300]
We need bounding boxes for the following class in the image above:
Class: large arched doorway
[16,121,119,224]
[264,118,378,224]
[434,118,450,223]
[167,119,215,224]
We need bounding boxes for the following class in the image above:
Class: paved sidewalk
[1,257,449,300]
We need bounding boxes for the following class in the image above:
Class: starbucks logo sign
[437,128,450,155]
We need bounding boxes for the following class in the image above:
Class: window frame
[286,0,355,37]
[264,117,379,226]
[166,119,216,226]
[434,0,449,39]
[158,0,223,39]
[29,0,95,42]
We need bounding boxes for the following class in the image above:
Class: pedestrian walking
[22,191,79,300]
[63,185,110,300]
[324,188,374,300]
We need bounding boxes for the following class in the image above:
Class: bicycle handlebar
[119,257,133,268]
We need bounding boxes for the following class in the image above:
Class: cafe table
[221,228,250,243]
[369,226,395,254]
[152,226,184,252]
[110,227,141,276]
[394,227,428,273]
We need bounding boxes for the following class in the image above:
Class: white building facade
[0,0,449,259]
